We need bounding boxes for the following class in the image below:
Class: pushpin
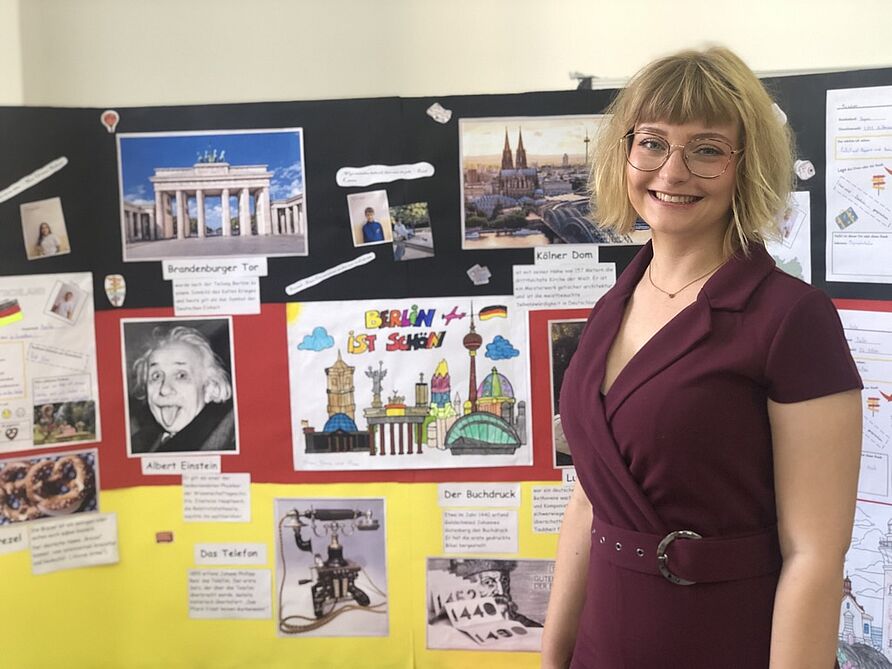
[100,110,120,133]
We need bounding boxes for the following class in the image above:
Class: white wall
[9,0,892,107]
[0,0,23,105]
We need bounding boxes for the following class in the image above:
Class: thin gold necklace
[647,260,724,299]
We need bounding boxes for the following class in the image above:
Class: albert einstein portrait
[122,318,238,456]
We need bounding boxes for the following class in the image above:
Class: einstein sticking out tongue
[130,325,236,454]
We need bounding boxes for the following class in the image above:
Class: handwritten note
[32,373,92,404]
[28,342,88,373]
[0,157,68,205]
[336,163,435,187]
[285,252,375,296]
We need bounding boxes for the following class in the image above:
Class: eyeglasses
[622,132,743,179]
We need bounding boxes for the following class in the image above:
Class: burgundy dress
[560,242,861,669]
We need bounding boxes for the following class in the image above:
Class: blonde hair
[591,46,794,256]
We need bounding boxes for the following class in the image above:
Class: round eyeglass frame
[621,132,743,179]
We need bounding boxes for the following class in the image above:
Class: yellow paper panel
[1,480,562,669]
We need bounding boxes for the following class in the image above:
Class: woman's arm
[768,389,862,669]
[541,481,593,669]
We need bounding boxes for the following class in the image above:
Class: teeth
[654,192,699,204]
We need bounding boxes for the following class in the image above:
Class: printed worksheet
[840,309,892,503]
[826,86,892,283]
[0,273,100,453]
[831,308,892,666]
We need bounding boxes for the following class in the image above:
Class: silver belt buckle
[656,529,702,586]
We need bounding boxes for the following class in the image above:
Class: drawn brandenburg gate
[123,161,305,242]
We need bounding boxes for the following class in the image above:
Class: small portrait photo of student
[20,197,71,261]
[347,190,393,247]
[389,201,435,261]
[121,318,239,456]
[46,281,85,324]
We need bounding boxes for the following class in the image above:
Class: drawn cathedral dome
[477,367,514,400]
[323,412,359,433]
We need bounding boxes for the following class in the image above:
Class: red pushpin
[100,110,120,133]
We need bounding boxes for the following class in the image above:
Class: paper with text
[0,273,100,454]
[513,263,614,310]
[29,513,118,575]
[841,309,892,504]
[183,473,251,522]
[826,86,892,283]
[188,569,271,619]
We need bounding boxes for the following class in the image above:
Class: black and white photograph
[346,190,392,247]
[426,557,553,651]
[117,128,308,262]
[549,319,587,468]
[121,317,238,456]
[274,497,388,637]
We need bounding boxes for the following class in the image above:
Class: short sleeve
[764,289,862,403]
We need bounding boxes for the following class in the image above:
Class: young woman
[541,47,862,669]
[36,222,61,256]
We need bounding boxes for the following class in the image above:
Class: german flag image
[479,304,508,320]
[0,299,23,327]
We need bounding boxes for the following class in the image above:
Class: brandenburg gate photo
[122,157,306,260]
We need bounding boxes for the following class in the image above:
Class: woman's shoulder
[747,262,829,311]
[744,267,844,345]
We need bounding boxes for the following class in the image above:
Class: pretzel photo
[0,453,97,524]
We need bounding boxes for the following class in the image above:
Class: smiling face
[39,223,51,236]
[626,120,740,242]
[145,342,208,434]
